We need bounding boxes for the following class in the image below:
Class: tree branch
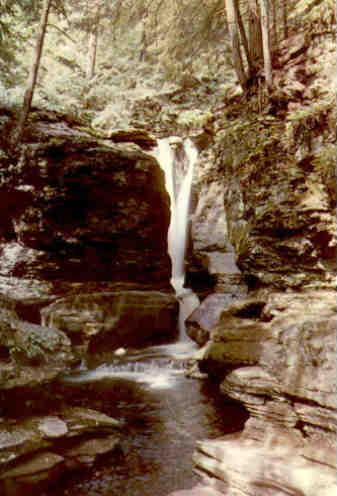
[47,23,76,43]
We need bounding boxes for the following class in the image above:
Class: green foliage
[1,0,335,127]
[291,0,335,29]
[0,1,42,86]
[177,109,214,130]
[285,98,334,148]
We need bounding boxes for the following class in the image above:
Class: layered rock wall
[185,32,336,496]
[0,111,177,492]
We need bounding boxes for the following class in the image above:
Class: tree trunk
[139,21,147,61]
[234,0,253,76]
[86,27,99,79]
[258,0,273,89]
[247,0,263,75]
[86,1,101,80]
[271,0,277,49]
[225,0,248,89]
[13,0,52,146]
[283,0,288,39]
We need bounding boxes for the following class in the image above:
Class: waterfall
[154,138,200,339]
[171,139,198,295]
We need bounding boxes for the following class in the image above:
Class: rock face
[184,33,336,496]
[0,112,171,293]
[0,111,177,492]
[202,290,336,416]
[0,109,178,354]
[193,419,336,496]
[185,146,248,344]
[216,36,336,291]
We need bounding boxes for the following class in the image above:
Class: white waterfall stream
[155,138,200,339]
[64,137,201,390]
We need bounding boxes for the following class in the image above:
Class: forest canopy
[0,0,335,132]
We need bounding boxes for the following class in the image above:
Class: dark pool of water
[41,351,248,496]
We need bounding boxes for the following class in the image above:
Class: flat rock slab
[104,128,157,149]
[64,434,120,464]
[169,485,224,496]
[37,417,68,439]
[0,452,64,480]
[0,406,121,487]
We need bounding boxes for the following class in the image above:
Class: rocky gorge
[0,9,336,496]
[173,31,336,496]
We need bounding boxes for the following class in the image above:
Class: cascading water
[64,136,201,389]
[154,138,200,339]
[171,139,198,295]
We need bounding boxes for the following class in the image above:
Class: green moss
[285,98,334,148]
[218,114,286,173]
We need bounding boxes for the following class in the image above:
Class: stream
[43,340,247,496]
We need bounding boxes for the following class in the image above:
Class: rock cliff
[0,110,178,492]
[182,32,336,496]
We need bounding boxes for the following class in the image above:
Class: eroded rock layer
[0,112,177,491]
[182,32,336,496]
[0,111,171,292]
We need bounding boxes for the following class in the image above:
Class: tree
[258,0,273,89]
[282,0,288,39]
[225,0,248,89]
[12,0,52,145]
[246,0,263,78]
[86,0,102,79]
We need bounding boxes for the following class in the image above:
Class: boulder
[41,291,179,351]
[0,301,74,391]
[186,293,240,346]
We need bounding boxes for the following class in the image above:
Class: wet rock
[186,293,240,346]
[0,451,65,494]
[59,407,121,433]
[64,434,119,465]
[0,451,64,481]
[41,291,179,351]
[37,417,68,439]
[114,347,127,357]
[0,303,74,391]
[185,362,208,380]
[0,407,121,493]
